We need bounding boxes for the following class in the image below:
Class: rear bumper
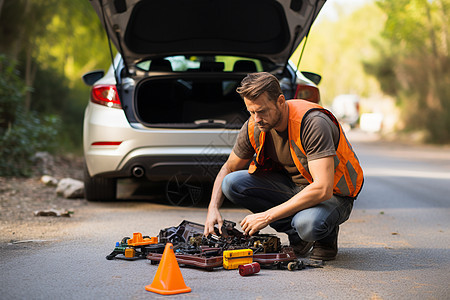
[83,103,237,181]
[96,153,227,181]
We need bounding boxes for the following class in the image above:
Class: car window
[135,55,266,72]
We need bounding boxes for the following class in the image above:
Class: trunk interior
[135,75,250,128]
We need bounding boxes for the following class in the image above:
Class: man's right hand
[204,208,223,236]
[203,151,250,236]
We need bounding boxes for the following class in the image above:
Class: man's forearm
[205,151,251,235]
[240,182,331,236]
[240,156,335,236]
[265,156,335,223]
[204,163,233,235]
[265,182,331,223]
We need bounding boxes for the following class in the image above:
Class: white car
[82,0,326,204]
[331,94,360,128]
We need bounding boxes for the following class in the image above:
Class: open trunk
[91,0,326,67]
[135,75,250,128]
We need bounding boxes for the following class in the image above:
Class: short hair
[236,72,282,102]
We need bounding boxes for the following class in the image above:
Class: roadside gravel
[0,155,88,244]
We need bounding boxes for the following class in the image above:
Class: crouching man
[204,72,363,260]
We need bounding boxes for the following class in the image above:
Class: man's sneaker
[289,234,313,257]
[310,226,339,261]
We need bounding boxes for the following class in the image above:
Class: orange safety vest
[247,100,364,199]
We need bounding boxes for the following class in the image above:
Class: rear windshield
[135,55,275,73]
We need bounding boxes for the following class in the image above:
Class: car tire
[84,163,117,201]
[165,172,204,207]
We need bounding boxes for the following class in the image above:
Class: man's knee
[291,215,330,242]
[222,171,248,203]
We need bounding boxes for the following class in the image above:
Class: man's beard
[257,109,282,132]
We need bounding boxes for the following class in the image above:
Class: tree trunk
[24,45,32,112]
[437,0,449,57]
[0,0,5,16]
[425,1,442,110]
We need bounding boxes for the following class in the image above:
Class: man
[204,72,363,260]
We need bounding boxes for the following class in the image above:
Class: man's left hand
[240,212,270,236]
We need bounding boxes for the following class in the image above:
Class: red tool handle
[238,262,260,276]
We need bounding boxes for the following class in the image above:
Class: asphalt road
[1,131,449,299]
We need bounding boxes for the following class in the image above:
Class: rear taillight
[295,84,320,104]
[91,85,121,108]
[91,141,123,146]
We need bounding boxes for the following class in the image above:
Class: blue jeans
[222,170,354,243]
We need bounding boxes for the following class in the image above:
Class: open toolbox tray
[146,250,299,270]
[147,252,223,271]
[146,248,298,270]
[253,250,297,265]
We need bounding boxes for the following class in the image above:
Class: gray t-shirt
[233,110,340,186]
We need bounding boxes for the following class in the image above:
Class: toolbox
[223,249,253,270]
[108,220,309,271]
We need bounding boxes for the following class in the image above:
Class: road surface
[1,131,449,299]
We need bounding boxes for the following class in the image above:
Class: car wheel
[165,173,203,207]
[84,163,117,201]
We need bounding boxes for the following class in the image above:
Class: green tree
[291,2,385,104]
[32,1,112,151]
[0,0,112,153]
[365,0,450,143]
[0,55,60,176]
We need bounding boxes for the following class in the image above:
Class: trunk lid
[90,0,325,68]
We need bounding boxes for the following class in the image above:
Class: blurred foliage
[364,0,450,143]
[33,1,112,82]
[0,55,60,176]
[0,0,111,160]
[0,0,111,176]
[0,55,27,129]
[293,0,450,143]
[0,111,61,176]
[0,1,54,59]
[291,2,385,104]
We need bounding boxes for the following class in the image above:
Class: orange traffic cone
[145,243,191,295]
